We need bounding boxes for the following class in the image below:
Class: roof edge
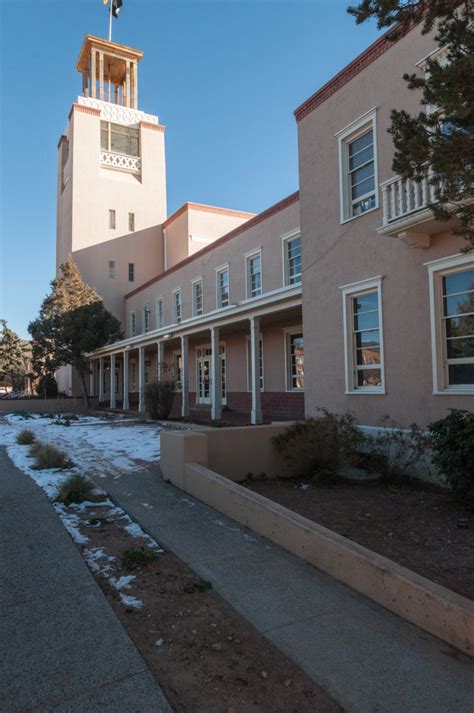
[162,202,256,229]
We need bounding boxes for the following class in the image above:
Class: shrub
[16,429,36,445]
[31,443,74,470]
[121,546,158,570]
[430,409,474,506]
[145,379,176,420]
[272,409,364,480]
[36,374,58,399]
[56,473,97,505]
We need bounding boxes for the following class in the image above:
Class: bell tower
[56,34,167,325]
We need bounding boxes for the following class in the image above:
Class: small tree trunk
[79,370,90,409]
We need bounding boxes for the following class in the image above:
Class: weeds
[56,472,98,505]
[121,546,158,570]
[16,429,36,445]
[30,443,74,470]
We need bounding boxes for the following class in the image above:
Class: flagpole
[108,0,113,41]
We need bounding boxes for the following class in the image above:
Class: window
[216,266,229,308]
[156,297,164,329]
[341,277,384,393]
[128,263,135,282]
[173,289,182,324]
[285,330,304,390]
[283,232,302,286]
[145,359,151,385]
[246,251,262,298]
[247,337,264,391]
[109,210,116,229]
[131,361,137,390]
[129,311,136,337]
[427,255,474,393]
[108,260,116,279]
[337,108,378,222]
[192,278,203,317]
[142,305,151,334]
[128,213,135,232]
[174,353,182,391]
[100,121,139,157]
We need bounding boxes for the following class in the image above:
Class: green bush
[16,429,36,445]
[272,409,364,480]
[30,443,74,470]
[36,374,58,399]
[145,379,176,420]
[121,546,158,570]
[56,473,97,505]
[430,409,474,506]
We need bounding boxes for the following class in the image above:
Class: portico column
[110,353,116,408]
[123,350,130,411]
[138,346,145,412]
[91,50,97,99]
[132,60,138,108]
[98,357,104,402]
[99,51,104,101]
[250,317,262,424]
[210,327,221,421]
[89,361,94,397]
[125,60,131,108]
[157,341,165,380]
[181,335,190,418]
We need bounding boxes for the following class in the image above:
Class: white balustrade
[380,172,437,226]
[100,151,141,173]
[77,95,158,126]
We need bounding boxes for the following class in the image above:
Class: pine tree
[0,321,29,391]
[29,256,123,406]
[347,0,474,248]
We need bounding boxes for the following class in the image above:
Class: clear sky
[0,0,381,338]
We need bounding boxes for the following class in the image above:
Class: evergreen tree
[0,320,29,391]
[347,0,474,248]
[29,256,123,406]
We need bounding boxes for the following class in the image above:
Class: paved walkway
[94,464,474,713]
[0,448,172,713]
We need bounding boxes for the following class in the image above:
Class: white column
[123,350,130,411]
[210,327,221,421]
[157,341,165,380]
[99,51,104,101]
[132,61,138,109]
[89,360,94,397]
[125,60,131,108]
[250,317,262,424]
[91,50,97,99]
[138,346,145,412]
[181,335,190,418]
[110,353,116,409]
[98,357,104,402]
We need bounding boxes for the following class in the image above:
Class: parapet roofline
[126,191,300,299]
[162,202,256,229]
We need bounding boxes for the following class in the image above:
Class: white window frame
[156,296,164,329]
[216,264,230,309]
[426,253,474,395]
[108,209,116,229]
[129,311,136,337]
[245,248,263,299]
[128,212,135,232]
[108,260,116,279]
[142,304,151,334]
[172,288,182,324]
[281,228,302,286]
[336,108,378,224]
[246,335,264,391]
[340,276,385,394]
[192,277,204,317]
[128,262,135,282]
[284,326,304,392]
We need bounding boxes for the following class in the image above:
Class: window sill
[340,204,379,226]
[345,388,386,395]
[433,387,474,395]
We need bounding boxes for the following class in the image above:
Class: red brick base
[169,391,304,422]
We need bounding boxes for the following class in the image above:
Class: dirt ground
[70,502,344,713]
[246,477,474,601]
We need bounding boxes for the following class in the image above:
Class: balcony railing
[380,173,441,227]
[100,151,141,174]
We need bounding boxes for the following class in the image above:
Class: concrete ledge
[182,462,474,657]
[0,398,99,414]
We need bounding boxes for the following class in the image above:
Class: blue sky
[0,0,381,338]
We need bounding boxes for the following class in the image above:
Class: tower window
[129,213,135,232]
[101,121,139,157]
[109,209,116,229]
[128,263,135,282]
[108,261,116,279]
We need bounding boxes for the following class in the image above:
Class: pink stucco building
[57,29,473,425]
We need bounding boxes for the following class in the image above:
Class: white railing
[100,151,141,173]
[77,96,159,127]
[381,172,442,226]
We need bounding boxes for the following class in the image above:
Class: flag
[103,0,108,5]
[112,0,123,18]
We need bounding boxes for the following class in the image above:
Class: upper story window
[156,297,164,329]
[109,209,116,229]
[341,276,384,394]
[100,121,139,157]
[108,260,116,279]
[142,305,151,334]
[130,311,136,337]
[427,255,474,394]
[246,250,262,298]
[216,266,229,308]
[337,108,378,222]
[283,232,302,286]
[192,278,203,317]
[173,289,182,324]
[129,213,135,232]
[128,263,135,282]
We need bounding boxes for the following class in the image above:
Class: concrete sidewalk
[95,464,474,713]
[0,448,172,712]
